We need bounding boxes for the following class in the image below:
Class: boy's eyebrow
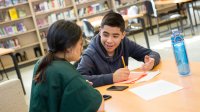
[103,31,120,36]
[103,31,109,34]
[112,33,120,36]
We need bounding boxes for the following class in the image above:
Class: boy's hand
[141,55,155,71]
[113,67,130,83]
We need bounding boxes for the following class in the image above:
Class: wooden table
[0,48,26,94]
[77,12,150,48]
[96,60,200,112]
[155,0,194,35]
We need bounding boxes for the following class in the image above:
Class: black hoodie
[77,34,160,87]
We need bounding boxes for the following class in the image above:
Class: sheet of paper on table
[129,80,183,100]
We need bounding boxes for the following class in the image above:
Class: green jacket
[29,59,102,112]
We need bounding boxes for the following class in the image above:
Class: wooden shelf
[76,0,98,6]
[35,5,73,16]
[0,15,32,25]
[38,18,76,30]
[31,0,44,3]
[3,56,42,69]
[38,25,49,30]
[79,9,109,19]
[19,56,42,65]
[0,29,36,40]
[0,1,28,10]
[116,1,144,10]
[15,42,40,51]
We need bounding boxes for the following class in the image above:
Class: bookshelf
[0,0,42,69]
[74,0,112,20]
[30,0,77,54]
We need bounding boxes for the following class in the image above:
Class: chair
[192,0,200,26]
[0,79,28,112]
[125,6,150,48]
[82,19,96,40]
[82,19,98,49]
[145,0,185,41]
[126,5,140,42]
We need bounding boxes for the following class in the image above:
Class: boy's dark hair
[101,11,125,32]
[34,20,82,83]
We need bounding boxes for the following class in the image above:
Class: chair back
[82,19,95,39]
[0,79,28,112]
[144,0,157,17]
[127,5,139,24]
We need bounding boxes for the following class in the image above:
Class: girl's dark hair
[101,11,125,32]
[34,20,82,83]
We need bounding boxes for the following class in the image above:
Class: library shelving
[74,0,112,20]
[0,0,42,69]
[29,0,77,53]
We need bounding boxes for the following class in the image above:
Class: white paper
[129,80,183,100]
[136,70,160,83]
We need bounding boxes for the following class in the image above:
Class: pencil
[121,56,126,67]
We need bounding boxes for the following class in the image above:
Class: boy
[77,12,160,87]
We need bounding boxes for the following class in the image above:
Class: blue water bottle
[171,30,190,76]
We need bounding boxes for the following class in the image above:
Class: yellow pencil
[121,56,126,67]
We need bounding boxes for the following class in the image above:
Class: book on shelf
[0,27,7,37]
[13,38,20,47]
[57,12,64,20]
[39,2,46,11]
[0,10,4,22]
[8,8,19,20]
[5,0,13,6]
[0,38,20,48]
[1,23,27,36]
[39,31,47,40]
[12,0,20,5]
[33,4,41,12]
[115,0,121,7]
[58,0,65,7]
[16,22,27,32]
[18,8,27,18]
[0,10,10,22]
[0,0,5,8]
[43,1,49,11]
[78,2,109,17]
[35,0,66,13]
[4,26,15,35]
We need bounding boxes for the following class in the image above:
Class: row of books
[118,5,146,15]
[36,9,75,28]
[39,31,47,41]
[33,0,66,13]
[0,0,27,8]
[0,38,20,48]
[78,2,109,17]
[0,7,27,22]
[0,23,27,37]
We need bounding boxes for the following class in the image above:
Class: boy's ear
[122,31,126,39]
[99,28,101,33]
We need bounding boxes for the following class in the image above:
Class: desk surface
[0,48,15,56]
[96,60,200,112]
[155,0,192,5]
